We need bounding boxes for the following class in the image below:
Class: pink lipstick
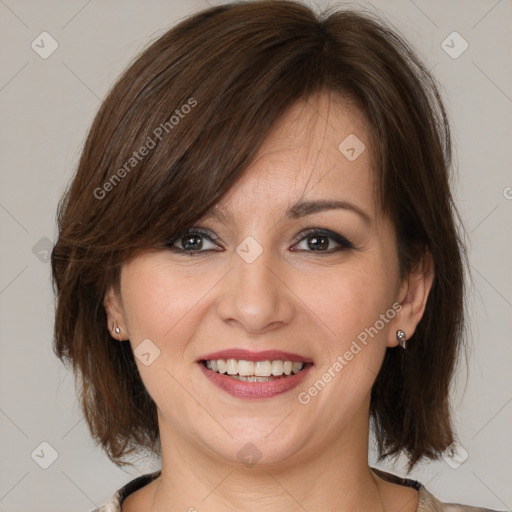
[198,349,313,399]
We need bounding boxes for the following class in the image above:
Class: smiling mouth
[202,359,310,382]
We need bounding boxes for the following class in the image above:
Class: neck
[150,397,384,511]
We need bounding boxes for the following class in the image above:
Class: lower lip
[198,362,313,399]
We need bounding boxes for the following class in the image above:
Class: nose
[215,241,295,335]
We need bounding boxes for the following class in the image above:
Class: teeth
[217,360,227,373]
[231,375,275,382]
[204,359,305,377]
[226,359,237,375]
[238,360,254,376]
[254,361,271,376]
[292,362,302,374]
[271,360,283,375]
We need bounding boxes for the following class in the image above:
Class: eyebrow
[202,199,371,225]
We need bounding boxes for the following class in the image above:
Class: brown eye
[165,228,220,255]
[292,229,354,253]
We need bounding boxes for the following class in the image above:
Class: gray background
[0,0,511,511]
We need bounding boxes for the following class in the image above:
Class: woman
[51,1,502,510]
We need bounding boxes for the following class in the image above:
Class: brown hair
[51,0,467,471]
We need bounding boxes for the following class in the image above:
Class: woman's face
[106,93,425,467]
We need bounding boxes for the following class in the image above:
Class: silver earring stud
[396,329,407,349]
[112,324,121,335]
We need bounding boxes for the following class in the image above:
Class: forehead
[202,92,375,223]
[259,92,368,153]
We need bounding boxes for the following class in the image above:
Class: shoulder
[418,487,504,512]
[91,467,503,512]
[370,467,504,512]
[89,470,161,512]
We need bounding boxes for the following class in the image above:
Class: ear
[104,284,128,341]
[387,250,434,348]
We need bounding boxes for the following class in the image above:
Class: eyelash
[164,227,354,256]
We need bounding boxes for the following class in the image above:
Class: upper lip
[198,349,313,363]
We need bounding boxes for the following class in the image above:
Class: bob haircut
[51,0,467,472]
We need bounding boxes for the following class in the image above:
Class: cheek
[119,260,208,411]
[297,264,397,413]
[121,257,210,344]
[303,257,397,349]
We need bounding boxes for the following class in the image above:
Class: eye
[292,229,354,254]
[165,227,353,256]
[165,228,221,255]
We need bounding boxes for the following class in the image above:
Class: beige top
[91,467,502,511]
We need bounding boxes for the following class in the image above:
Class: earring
[396,330,407,349]
[111,324,121,335]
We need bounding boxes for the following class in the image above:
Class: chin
[200,427,303,469]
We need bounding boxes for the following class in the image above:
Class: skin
[105,91,433,512]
